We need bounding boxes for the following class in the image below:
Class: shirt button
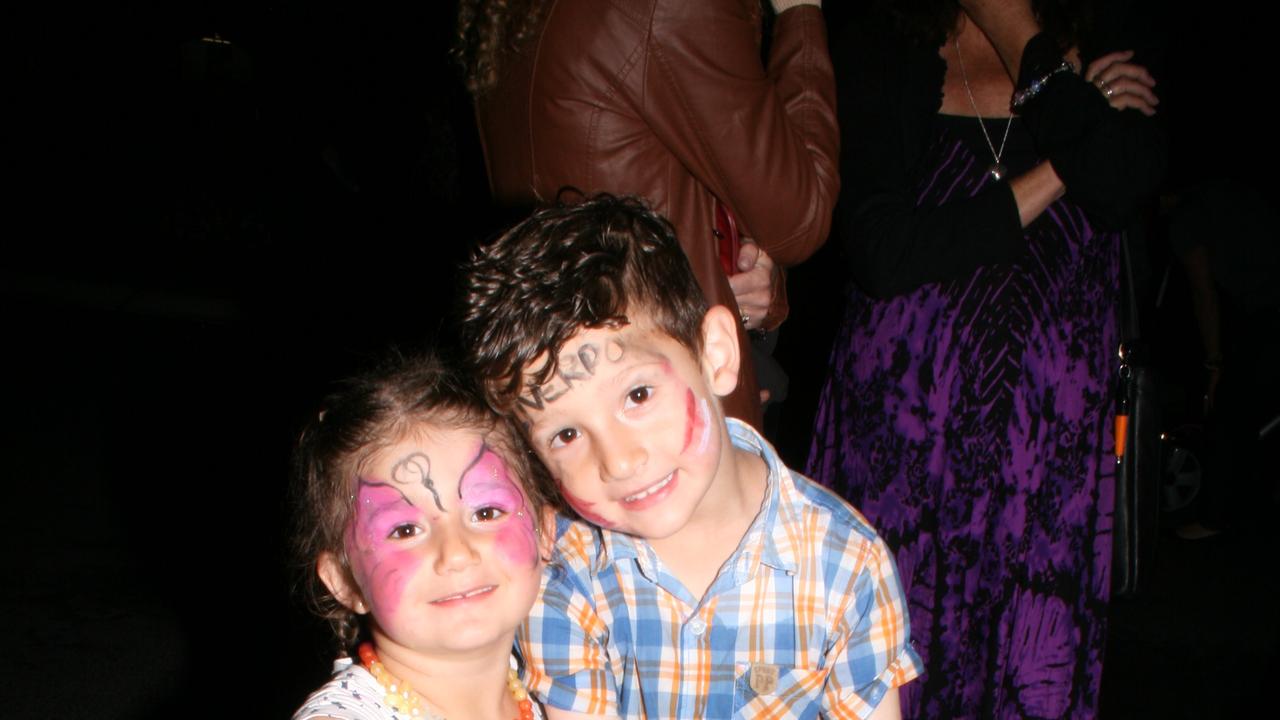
[688,618,707,636]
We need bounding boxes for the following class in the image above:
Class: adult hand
[1086,51,1159,116]
[728,242,776,332]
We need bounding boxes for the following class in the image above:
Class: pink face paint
[560,482,614,528]
[680,389,713,457]
[459,446,538,567]
[346,481,426,619]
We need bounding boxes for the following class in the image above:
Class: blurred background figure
[454,0,840,432]
[805,0,1164,717]
[1167,180,1280,540]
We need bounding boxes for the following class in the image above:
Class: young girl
[291,353,552,720]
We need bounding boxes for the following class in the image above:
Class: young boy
[459,195,921,719]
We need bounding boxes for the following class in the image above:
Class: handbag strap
[1119,230,1141,344]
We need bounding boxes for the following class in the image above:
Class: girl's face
[330,426,547,661]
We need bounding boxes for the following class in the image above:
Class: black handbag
[1112,233,1162,598]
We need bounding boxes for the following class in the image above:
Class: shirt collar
[726,418,798,577]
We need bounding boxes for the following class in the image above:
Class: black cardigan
[834,15,1167,298]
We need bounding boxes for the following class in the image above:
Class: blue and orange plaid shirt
[518,419,922,719]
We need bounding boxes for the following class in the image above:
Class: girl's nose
[432,524,481,574]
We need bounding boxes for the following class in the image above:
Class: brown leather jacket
[475,0,839,429]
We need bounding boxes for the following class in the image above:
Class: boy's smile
[522,308,746,542]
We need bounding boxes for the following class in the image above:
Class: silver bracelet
[1011,60,1075,110]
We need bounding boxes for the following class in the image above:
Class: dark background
[4,2,1275,717]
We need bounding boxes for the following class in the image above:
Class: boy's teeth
[625,473,673,502]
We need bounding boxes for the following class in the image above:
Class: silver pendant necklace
[954,39,1014,181]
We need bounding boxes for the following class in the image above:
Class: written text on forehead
[519,336,628,411]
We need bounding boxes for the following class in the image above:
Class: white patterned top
[293,656,544,720]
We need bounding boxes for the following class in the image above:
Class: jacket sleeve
[637,1,840,267]
[838,24,1027,299]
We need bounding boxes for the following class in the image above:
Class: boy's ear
[699,305,741,398]
[317,551,368,615]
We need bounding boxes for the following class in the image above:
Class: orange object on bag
[1115,413,1129,460]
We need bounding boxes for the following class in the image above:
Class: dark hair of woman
[454,0,547,96]
[879,0,1093,50]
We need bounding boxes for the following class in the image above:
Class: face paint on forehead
[519,336,630,409]
[390,452,445,512]
[457,443,523,511]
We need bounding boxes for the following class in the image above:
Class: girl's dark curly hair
[289,351,553,656]
[453,0,547,96]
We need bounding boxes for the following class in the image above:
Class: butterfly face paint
[458,445,538,567]
[346,480,426,620]
[337,428,548,663]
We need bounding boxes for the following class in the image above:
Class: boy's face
[519,307,739,540]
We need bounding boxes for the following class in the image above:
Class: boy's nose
[597,427,647,483]
[432,524,481,574]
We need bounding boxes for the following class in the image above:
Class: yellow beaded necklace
[358,642,535,720]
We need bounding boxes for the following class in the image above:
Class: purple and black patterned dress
[807,114,1117,719]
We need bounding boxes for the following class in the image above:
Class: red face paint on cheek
[682,388,698,454]
[560,482,614,528]
[346,482,425,620]
[682,388,715,458]
[460,448,539,568]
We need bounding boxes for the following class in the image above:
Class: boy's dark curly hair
[459,193,709,415]
[289,351,552,656]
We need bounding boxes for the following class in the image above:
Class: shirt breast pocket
[733,662,827,719]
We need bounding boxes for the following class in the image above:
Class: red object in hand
[714,199,740,276]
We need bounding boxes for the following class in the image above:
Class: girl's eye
[626,386,653,407]
[387,524,421,541]
[550,428,579,448]
[472,506,507,523]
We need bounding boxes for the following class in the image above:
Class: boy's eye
[472,506,507,523]
[625,386,653,407]
[387,524,421,541]
[550,428,579,448]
